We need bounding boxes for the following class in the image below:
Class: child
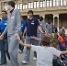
[49,33,60,66]
[15,34,67,66]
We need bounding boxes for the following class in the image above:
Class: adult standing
[22,10,44,64]
[36,16,48,51]
[46,19,53,34]
[0,11,10,64]
[37,16,48,44]
[0,1,21,66]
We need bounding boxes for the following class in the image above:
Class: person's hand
[22,34,25,39]
[15,34,24,44]
[0,35,4,40]
[42,32,45,36]
[30,36,35,39]
[19,40,24,44]
[61,55,64,58]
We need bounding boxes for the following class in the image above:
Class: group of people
[0,1,67,66]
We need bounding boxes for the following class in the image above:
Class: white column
[45,0,47,10]
[53,17,55,25]
[42,15,45,22]
[57,16,59,31]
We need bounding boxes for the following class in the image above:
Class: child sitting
[15,34,67,66]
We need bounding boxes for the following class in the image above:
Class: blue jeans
[19,37,24,52]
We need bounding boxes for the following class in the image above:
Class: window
[18,4,20,9]
[15,4,17,9]
[50,0,52,7]
[56,0,59,6]
[53,0,56,6]
[23,5,25,9]
[19,4,22,9]
[30,3,33,8]
[60,0,63,6]
[37,2,39,8]
[43,1,45,7]
[63,0,66,6]
[47,1,50,7]
[25,5,27,9]
[40,1,43,7]
[34,2,37,8]
[4,2,8,10]
[28,3,31,8]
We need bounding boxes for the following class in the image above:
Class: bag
[57,57,67,66]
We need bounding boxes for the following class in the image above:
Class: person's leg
[4,39,10,60]
[37,33,41,46]
[8,35,19,66]
[0,40,6,64]
[31,39,38,60]
[22,36,31,63]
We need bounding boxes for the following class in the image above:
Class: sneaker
[18,49,23,53]
[21,60,29,64]
[33,57,37,61]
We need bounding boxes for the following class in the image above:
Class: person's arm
[34,37,41,42]
[52,47,67,57]
[42,21,48,34]
[19,40,38,52]
[2,26,7,36]
[15,9,21,35]
[23,27,27,36]
[20,41,31,48]
[19,40,31,48]
[61,51,67,55]
[15,34,31,48]
[30,36,41,42]
[38,26,44,34]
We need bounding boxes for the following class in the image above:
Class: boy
[15,34,67,66]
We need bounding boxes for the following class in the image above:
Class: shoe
[18,49,23,53]
[33,57,37,61]
[21,60,29,64]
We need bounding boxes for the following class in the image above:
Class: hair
[28,10,33,14]
[2,10,7,14]
[41,35,50,46]
[49,33,58,48]
[59,32,65,38]
[39,16,43,21]
[21,16,24,19]
[7,1,15,8]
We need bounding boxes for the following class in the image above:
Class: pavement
[3,48,36,66]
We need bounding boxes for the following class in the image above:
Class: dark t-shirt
[26,17,40,37]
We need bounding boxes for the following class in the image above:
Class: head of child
[49,33,58,48]
[41,35,50,47]
[59,32,65,38]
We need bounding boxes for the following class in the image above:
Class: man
[0,11,10,64]
[0,1,21,66]
[22,10,44,64]
[46,19,53,34]
[37,16,48,46]
[19,16,26,53]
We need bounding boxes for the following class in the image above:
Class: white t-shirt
[31,45,61,66]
